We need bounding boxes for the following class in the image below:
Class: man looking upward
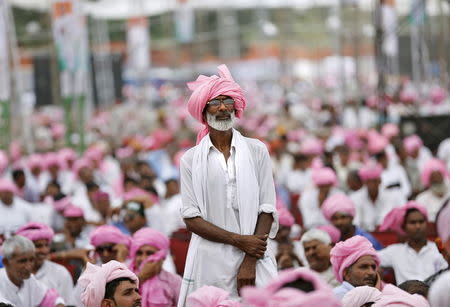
[178,65,278,305]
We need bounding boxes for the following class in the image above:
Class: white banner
[0,0,10,101]
[127,17,150,71]
[382,4,399,57]
[175,0,194,43]
[51,0,89,96]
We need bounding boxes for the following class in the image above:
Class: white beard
[206,112,235,131]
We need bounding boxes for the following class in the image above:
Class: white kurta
[351,186,406,232]
[0,197,33,236]
[381,164,411,198]
[0,268,64,306]
[378,241,448,284]
[35,260,75,305]
[298,186,341,230]
[178,131,278,306]
[285,169,311,194]
[415,187,450,222]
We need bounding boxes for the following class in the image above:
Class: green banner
[0,99,10,150]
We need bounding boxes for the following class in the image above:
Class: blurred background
[0,0,450,153]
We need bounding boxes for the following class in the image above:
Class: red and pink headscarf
[330,236,380,283]
[15,222,54,242]
[379,201,428,235]
[187,64,247,144]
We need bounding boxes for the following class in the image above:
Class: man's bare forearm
[184,216,240,247]
[253,212,273,236]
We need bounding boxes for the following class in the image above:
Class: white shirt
[179,132,277,303]
[415,187,450,222]
[285,169,311,194]
[381,164,411,198]
[0,268,64,307]
[161,194,186,235]
[299,186,341,230]
[378,241,448,285]
[0,197,33,236]
[35,260,75,305]
[351,186,406,231]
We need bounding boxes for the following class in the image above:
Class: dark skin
[331,212,355,240]
[366,178,380,203]
[184,95,273,294]
[403,210,427,253]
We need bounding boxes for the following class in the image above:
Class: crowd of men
[0,64,450,306]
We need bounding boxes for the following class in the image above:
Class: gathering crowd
[0,64,450,307]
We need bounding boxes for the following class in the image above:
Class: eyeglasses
[207,97,235,107]
[96,244,115,254]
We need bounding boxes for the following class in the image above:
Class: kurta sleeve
[256,145,278,238]
[180,154,202,219]
[377,245,394,267]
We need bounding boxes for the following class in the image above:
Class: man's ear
[101,299,113,307]
[2,257,8,267]
[342,267,350,282]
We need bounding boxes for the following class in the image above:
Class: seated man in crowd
[300,228,339,287]
[0,179,32,236]
[351,163,406,231]
[0,236,65,306]
[15,222,75,305]
[378,201,448,284]
[90,225,131,264]
[330,235,381,299]
[321,193,383,250]
[78,260,141,307]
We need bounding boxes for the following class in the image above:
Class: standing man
[179,65,278,305]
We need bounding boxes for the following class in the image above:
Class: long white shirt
[299,186,341,230]
[35,260,75,305]
[378,241,448,284]
[351,186,406,231]
[285,169,311,194]
[381,164,411,198]
[0,268,64,306]
[0,197,33,236]
[179,131,278,305]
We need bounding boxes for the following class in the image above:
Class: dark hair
[398,280,429,298]
[0,303,14,307]
[86,181,100,192]
[12,169,25,180]
[374,151,387,161]
[47,180,61,190]
[281,278,315,293]
[403,208,426,226]
[104,277,136,299]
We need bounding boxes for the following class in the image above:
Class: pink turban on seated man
[78,260,139,307]
[321,193,356,222]
[372,284,430,307]
[187,64,247,144]
[342,285,382,307]
[330,236,380,283]
[129,227,181,307]
[90,225,130,248]
[312,167,337,186]
[15,222,54,242]
[358,162,383,181]
[379,201,428,235]
[420,158,449,188]
[187,286,242,307]
[241,268,342,307]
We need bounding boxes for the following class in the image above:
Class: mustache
[133,300,142,307]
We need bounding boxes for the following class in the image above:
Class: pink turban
[44,152,63,169]
[420,158,449,188]
[115,147,134,160]
[40,288,60,307]
[63,205,84,218]
[312,167,337,186]
[0,178,18,194]
[321,193,356,221]
[15,222,54,242]
[317,225,341,244]
[0,150,8,174]
[52,196,72,213]
[372,284,430,307]
[129,227,170,272]
[381,123,399,140]
[300,138,324,156]
[403,135,423,155]
[129,228,170,307]
[358,163,383,181]
[90,225,130,248]
[278,206,295,227]
[330,236,380,283]
[27,154,43,170]
[122,187,154,202]
[367,133,388,155]
[187,64,246,144]
[379,201,428,235]
[72,158,92,177]
[78,261,139,307]
[342,286,382,307]
[437,200,450,240]
[187,286,242,307]
[241,268,341,307]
